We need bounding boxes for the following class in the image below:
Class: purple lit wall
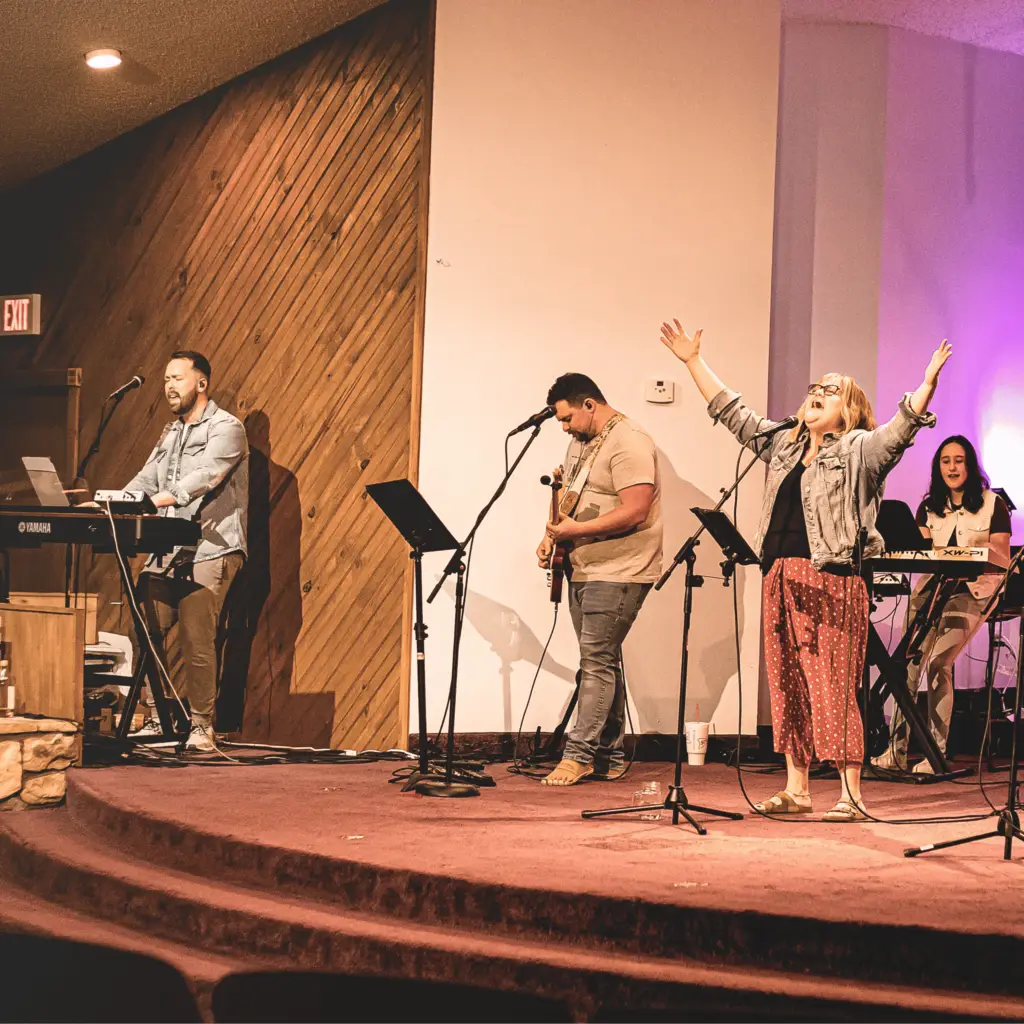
[876,31,1024,538]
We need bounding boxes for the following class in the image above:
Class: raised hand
[924,339,953,385]
[660,319,703,364]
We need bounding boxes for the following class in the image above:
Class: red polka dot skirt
[762,558,868,764]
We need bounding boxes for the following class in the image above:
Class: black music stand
[905,545,1024,860]
[365,480,478,796]
[876,498,929,552]
[693,508,761,570]
[582,456,762,833]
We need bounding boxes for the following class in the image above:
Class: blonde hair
[788,372,877,441]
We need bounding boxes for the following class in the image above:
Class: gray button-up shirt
[126,399,248,565]
[708,389,936,568]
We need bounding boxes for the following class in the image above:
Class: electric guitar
[546,468,571,603]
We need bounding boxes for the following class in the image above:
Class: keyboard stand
[115,648,187,744]
[112,563,188,746]
[866,574,970,780]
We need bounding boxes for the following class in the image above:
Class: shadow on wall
[219,409,333,746]
[623,447,747,732]
[439,575,578,732]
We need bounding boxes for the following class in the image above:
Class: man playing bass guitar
[535,373,663,786]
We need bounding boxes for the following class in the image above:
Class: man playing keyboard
[127,351,248,752]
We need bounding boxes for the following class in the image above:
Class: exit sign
[1,294,41,335]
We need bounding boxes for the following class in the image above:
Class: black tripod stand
[905,548,1024,860]
[582,452,763,833]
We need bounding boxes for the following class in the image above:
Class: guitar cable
[508,605,561,779]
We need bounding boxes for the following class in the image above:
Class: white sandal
[822,799,868,822]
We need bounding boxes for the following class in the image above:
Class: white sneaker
[911,758,935,775]
[131,716,164,738]
[184,721,217,753]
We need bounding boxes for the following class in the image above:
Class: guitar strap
[559,412,625,519]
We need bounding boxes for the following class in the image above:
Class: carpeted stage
[1,760,1023,1020]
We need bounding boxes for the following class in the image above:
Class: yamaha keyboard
[0,507,199,556]
[868,547,1005,579]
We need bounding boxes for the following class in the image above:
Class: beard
[168,389,199,416]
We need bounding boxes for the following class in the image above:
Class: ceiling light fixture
[85,48,122,70]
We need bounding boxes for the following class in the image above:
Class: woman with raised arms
[660,321,951,821]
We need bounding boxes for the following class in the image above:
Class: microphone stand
[64,390,136,608]
[582,438,769,833]
[904,543,1024,860]
[419,422,547,797]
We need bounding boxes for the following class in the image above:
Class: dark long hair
[923,435,989,516]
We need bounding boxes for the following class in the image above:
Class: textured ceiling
[783,0,1024,54]
[2,1,1024,191]
[0,0,387,190]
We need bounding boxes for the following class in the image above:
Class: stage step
[0,873,262,1021]
[65,771,1024,1005]
[0,808,1021,1022]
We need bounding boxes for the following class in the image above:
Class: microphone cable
[508,604,562,779]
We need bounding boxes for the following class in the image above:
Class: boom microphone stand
[582,445,765,833]
[905,546,1024,860]
[421,420,548,797]
[64,386,139,607]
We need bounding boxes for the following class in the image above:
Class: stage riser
[0,821,1015,1024]
[45,776,1024,1005]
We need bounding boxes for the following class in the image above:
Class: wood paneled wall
[0,0,432,750]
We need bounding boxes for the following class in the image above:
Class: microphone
[750,415,798,442]
[108,375,144,401]
[508,405,556,436]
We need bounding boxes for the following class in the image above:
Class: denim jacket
[708,389,936,568]
[126,399,248,564]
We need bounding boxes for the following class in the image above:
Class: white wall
[876,28,1024,687]
[416,0,782,736]
[770,23,1024,693]
[770,22,889,421]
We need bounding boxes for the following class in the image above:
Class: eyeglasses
[807,383,841,397]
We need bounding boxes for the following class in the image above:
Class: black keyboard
[0,507,199,556]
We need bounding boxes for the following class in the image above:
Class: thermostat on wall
[645,379,675,404]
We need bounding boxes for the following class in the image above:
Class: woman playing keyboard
[873,436,1011,773]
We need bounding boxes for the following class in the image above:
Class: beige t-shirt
[564,418,663,583]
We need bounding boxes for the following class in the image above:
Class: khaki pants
[890,585,988,759]
[138,553,244,720]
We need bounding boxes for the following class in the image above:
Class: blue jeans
[564,581,652,767]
